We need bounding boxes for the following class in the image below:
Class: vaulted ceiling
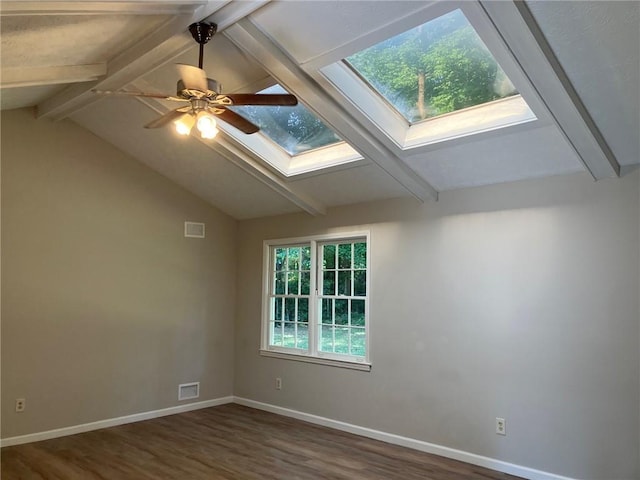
[1,1,638,219]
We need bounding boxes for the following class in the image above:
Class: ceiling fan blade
[92,89,188,102]
[216,108,260,134]
[224,93,298,106]
[176,63,208,92]
[144,108,190,129]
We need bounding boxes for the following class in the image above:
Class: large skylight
[231,84,342,156]
[345,9,518,124]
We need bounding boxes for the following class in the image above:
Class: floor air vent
[184,222,205,238]
[178,382,200,401]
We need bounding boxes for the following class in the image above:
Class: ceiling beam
[36,0,269,120]
[135,95,326,216]
[224,19,438,202]
[1,64,107,89]
[0,1,207,16]
[479,0,620,180]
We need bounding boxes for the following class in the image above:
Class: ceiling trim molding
[0,1,207,16]
[479,0,620,180]
[1,64,107,88]
[224,19,438,202]
[35,0,268,120]
[136,95,327,216]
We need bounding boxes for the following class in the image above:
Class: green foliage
[347,9,516,122]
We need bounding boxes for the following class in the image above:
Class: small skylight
[220,84,363,177]
[345,9,518,124]
[231,84,342,156]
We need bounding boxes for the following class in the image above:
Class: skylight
[345,9,518,124]
[318,4,537,151]
[231,84,342,156]
[219,83,363,177]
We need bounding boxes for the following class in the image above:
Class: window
[230,84,342,156]
[319,2,537,150]
[261,233,370,370]
[345,9,518,124]
[221,84,363,177]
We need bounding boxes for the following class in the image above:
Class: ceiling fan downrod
[188,22,217,69]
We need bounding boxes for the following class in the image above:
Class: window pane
[270,321,283,346]
[354,270,366,296]
[321,298,333,325]
[337,270,352,296]
[323,244,336,269]
[296,323,309,349]
[284,297,296,321]
[350,328,366,356]
[338,244,352,269]
[335,299,348,325]
[283,322,296,347]
[323,270,336,295]
[300,271,310,295]
[351,299,365,326]
[274,297,283,321]
[287,271,300,295]
[299,298,309,322]
[345,9,517,123]
[354,242,366,269]
[320,325,334,352]
[275,248,286,272]
[275,272,285,295]
[334,327,349,354]
[288,247,300,270]
[230,84,342,156]
[301,246,311,270]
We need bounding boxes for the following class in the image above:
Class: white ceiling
[1,0,638,219]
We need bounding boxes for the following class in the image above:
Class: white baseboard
[0,396,234,448]
[233,397,577,480]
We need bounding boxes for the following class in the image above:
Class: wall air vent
[178,382,200,401]
[184,222,205,238]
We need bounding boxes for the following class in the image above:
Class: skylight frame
[315,1,547,154]
[217,83,364,177]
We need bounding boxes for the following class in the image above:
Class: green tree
[347,10,516,122]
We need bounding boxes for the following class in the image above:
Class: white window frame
[260,232,371,371]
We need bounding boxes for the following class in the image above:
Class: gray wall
[1,108,237,438]
[234,171,640,479]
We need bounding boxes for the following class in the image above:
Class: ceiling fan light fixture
[174,113,196,136]
[196,110,218,138]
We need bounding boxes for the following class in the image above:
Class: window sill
[260,349,371,371]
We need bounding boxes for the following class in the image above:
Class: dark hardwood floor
[1,403,522,479]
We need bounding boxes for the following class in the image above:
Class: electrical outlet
[496,417,506,435]
[15,398,26,413]
[275,377,282,390]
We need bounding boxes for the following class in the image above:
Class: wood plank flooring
[1,403,523,479]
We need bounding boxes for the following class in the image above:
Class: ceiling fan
[93,22,298,139]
